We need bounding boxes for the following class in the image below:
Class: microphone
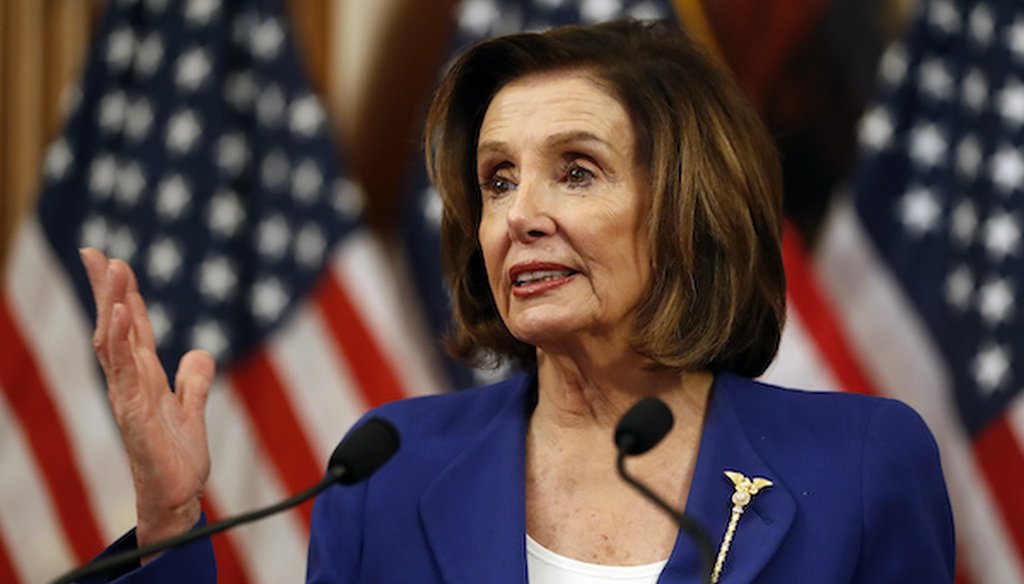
[615,397,713,584]
[51,417,400,584]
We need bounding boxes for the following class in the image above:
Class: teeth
[514,270,573,285]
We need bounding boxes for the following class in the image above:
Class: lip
[508,261,578,298]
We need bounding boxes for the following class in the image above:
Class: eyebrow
[477,130,616,159]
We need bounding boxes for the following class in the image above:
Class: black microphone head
[615,397,674,456]
[328,417,400,485]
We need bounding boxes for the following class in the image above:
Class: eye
[563,161,596,188]
[479,168,517,198]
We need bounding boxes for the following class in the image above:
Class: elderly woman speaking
[79,20,953,584]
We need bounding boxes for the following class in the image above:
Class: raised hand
[80,248,216,553]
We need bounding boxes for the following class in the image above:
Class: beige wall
[0,0,457,277]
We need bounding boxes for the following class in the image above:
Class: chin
[506,314,585,347]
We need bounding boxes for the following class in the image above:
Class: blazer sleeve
[854,398,955,582]
[76,517,216,584]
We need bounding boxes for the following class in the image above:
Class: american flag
[0,0,440,582]
[764,0,1024,581]
[400,0,678,389]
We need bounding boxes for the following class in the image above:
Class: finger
[110,258,140,294]
[79,248,110,308]
[107,302,143,408]
[133,343,171,407]
[102,262,137,335]
[94,262,134,368]
[175,350,215,421]
[126,291,158,354]
[81,249,112,362]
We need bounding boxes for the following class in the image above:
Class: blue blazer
[87,372,954,583]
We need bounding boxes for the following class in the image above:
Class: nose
[507,180,556,242]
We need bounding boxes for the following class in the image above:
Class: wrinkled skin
[81,248,215,559]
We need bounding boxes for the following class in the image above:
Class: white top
[526,535,668,584]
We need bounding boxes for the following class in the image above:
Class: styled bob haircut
[425,19,785,378]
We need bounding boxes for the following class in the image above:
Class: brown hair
[425,19,785,377]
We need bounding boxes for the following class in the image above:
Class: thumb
[176,350,215,419]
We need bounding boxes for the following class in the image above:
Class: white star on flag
[217,132,250,176]
[261,150,290,190]
[190,320,229,359]
[124,98,154,142]
[156,174,192,220]
[147,237,184,284]
[186,0,221,26]
[134,33,165,77]
[292,160,324,202]
[166,109,202,154]
[962,69,987,111]
[99,90,127,135]
[332,178,365,219]
[859,106,894,152]
[106,27,135,70]
[910,123,948,168]
[956,135,983,179]
[920,59,954,100]
[252,17,284,60]
[207,190,246,237]
[89,154,118,198]
[114,161,146,206]
[225,71,258,110]
[973,343,1010,394]
[256,215,291,260]
[991,144,1024,192]
[929,0,962,34]
[969,4,996,45]
[458,0,502,36]
[44,138,73,181]
[581,0,624,23]
[900,186,943,236]
[257,84,286,127]
[978,277,1015,325]
[251,277,288,323]
[175,48,212,91]
[998,81,1024,126]
[945,264,975,310]
[951,199,978,246]
[982,212,1022,259]
[289,95,326,137]
[198,255,239,302]
[295,224,327,268]
[108,224,138,261]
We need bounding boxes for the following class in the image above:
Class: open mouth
[512,269,578,286]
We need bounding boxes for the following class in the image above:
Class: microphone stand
[52,416,398,584]
[616,451,713,584]
[52,472,338,584]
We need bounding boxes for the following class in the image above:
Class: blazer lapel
[662,373,796,583]
[419,376,535,584]
[416,372,793,584]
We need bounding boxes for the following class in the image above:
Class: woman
[81,20,953,583]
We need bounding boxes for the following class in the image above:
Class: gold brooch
[711,471,774,583]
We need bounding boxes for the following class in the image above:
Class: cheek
[596,215,650,295]
[477,219,507,293]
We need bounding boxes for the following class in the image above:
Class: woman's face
[476,72,651,350]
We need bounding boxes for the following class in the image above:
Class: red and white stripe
[764,203,1024,583]
[0,219,443,583]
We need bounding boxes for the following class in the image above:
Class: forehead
[477,72,634,152]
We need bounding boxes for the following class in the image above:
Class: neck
[531,347,713,432]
